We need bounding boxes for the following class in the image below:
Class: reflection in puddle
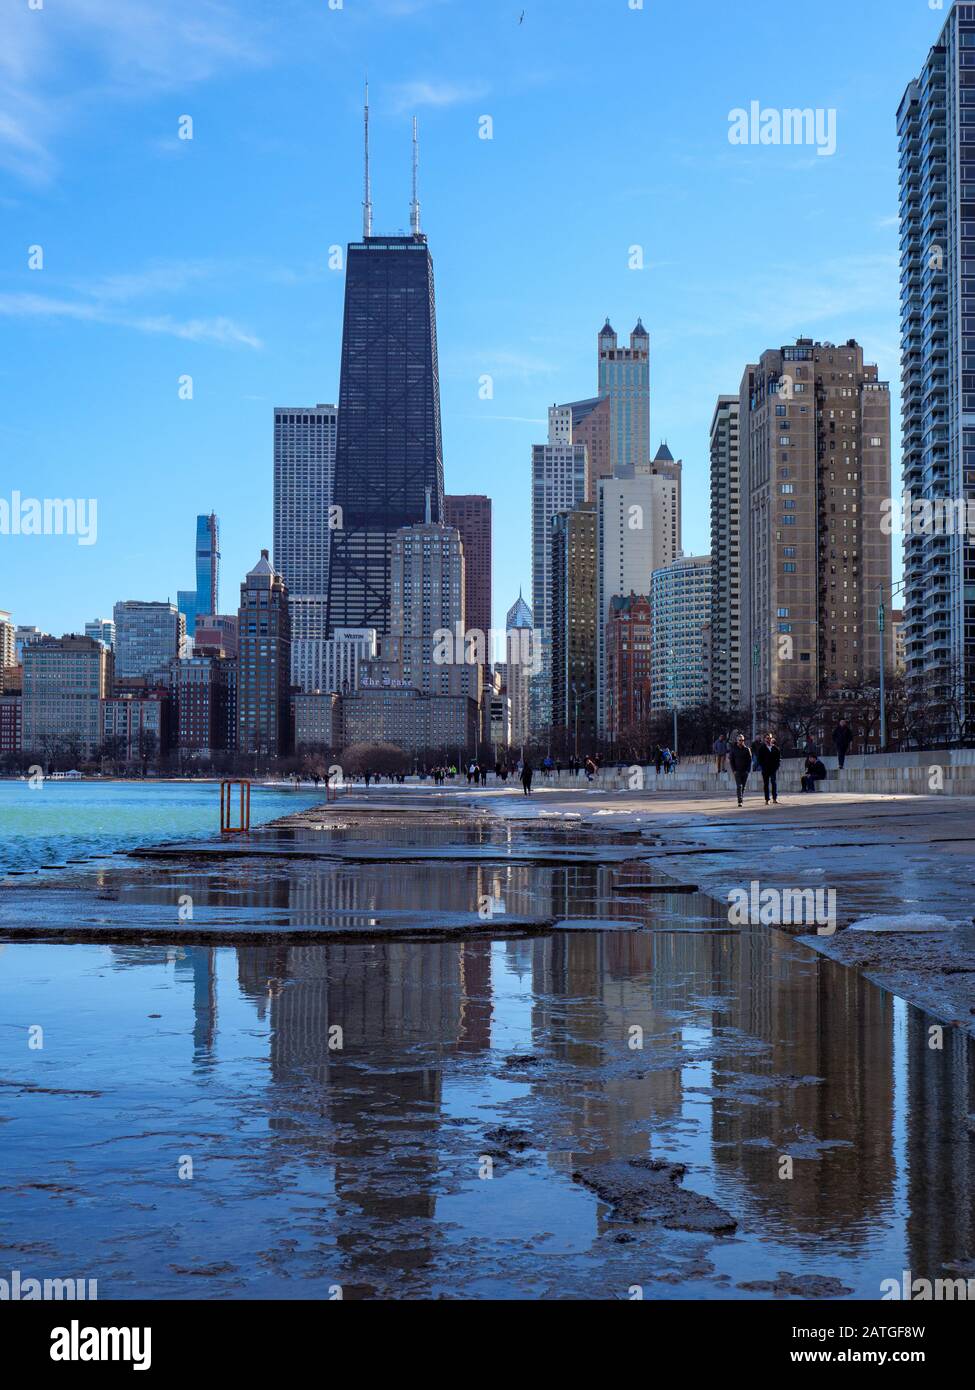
[0,920,972,1299]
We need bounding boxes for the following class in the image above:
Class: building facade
[604,593,653,741]
[550,502,598,753]
[273,405,337,688]
[444,495,492,644]
[293,692,341,752]
[504,592,534,752]
[23,635,114,759]
[194,614,239,659]
[0,693,21,756]
[172,656,235,757]
[709,395,743,711]
[739,339,892,713]
[531,435,587,732]
[100,692,169,762]
[326,232,444,638]
[596,463,679,732]
[114,601,185,681]
[899,5,975,731]
[388,520,474,700]
[598,318,651,476]
[237,551,292,757]
[0,611,15,669]
[650,555,712,717]
[84,618,115,651]
[339,686,478,757]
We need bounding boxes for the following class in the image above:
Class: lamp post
[877,579,906,752]
[572,681,595,759]
[751,641,760,743]
[666,647,679,757]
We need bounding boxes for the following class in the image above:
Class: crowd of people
[341,718,857,808]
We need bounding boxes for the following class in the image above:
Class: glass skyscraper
[326,234,444,638]
[178,513,220,639]
[899,1,975,728]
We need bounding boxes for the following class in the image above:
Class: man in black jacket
[729,734,752,807]
[758,733,782,804]
[833,719,853,769]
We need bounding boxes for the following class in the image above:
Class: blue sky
[0,0,941,636]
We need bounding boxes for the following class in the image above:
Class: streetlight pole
[877,579,906,753]
[878,588,887,753]
[751,641,759,743]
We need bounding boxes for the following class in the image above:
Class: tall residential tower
[899,2,975,730]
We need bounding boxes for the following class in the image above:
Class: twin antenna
[362,82,422,239]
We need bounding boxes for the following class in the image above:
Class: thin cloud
[0,292,262,349]
[386,79,489,114]
[0,0,268,183]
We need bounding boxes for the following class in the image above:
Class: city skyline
[0,0,932,639]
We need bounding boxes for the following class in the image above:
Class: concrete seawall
[589,749,975,797]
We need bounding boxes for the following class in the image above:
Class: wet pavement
[0,792,973,1299]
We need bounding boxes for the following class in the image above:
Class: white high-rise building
[596,463,679,732]
[531,418,587,733]
[273,404,338,690]
[504,592,534,752]
[650,555,712,717]
[0,611,14,669]
[294,627,378,694]
[84,618,116,651]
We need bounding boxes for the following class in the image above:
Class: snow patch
[849,913,968,934]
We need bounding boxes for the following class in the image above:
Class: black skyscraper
[326,233,445,637]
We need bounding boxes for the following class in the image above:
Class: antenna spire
[411,116,421,236]
[363,79,373,239]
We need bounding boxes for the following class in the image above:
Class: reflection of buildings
[108,945,217,1067]
[235,941,468,1285]
[708,928,897,1239]
[905,1013,975,1277]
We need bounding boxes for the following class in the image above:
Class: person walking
[714,734,728,775]
[758,732,781,805]
[653,746,664,776]
[521,761,534,796]
[729,734,752,807]
[832,718,853,770]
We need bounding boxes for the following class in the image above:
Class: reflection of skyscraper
[326,102,444,638]
[235,940,466,1289]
